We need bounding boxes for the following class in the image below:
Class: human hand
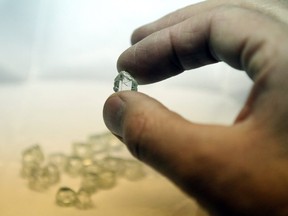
[103,1,288,215]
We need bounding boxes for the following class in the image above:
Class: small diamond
[44,164,60,185]
[65,156,83,177]
[48,153,67,171]
[88,134,109,153]
[99,157,125,176]
[83,163,103,177]
[72,142,92,159]
[21,162,41,179]
[113,71,138,92]
[22,145,44,165]
[96,171,116,189]
[92,151,108,162]
[80,175,98,194]
[28,168,51,191]
[56,187,77,207]
[76,189,93,209]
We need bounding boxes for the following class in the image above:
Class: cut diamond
[113,71,138,92]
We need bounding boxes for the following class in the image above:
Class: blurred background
[0,0,253,215]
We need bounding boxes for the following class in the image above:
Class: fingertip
[103,93,126,137]
[131,28,142,45]
[131,26,149,45]
[103,91,159,138]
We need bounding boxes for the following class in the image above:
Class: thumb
[103,91,244,190]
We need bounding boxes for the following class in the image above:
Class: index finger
[117,5,288,84]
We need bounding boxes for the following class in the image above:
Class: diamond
[22,145,44,165]
[56,187,77,207]
[27,164,60,191]
[44,164,60,185]
[76,189,93,209]
[96,171,116,189]
[82,163,103,177]
[80,175,98,194]
[99,157,125,176]
[20,132,149,210]
[48,153,67,171]
[113,71,138,92]
[72,142,92,159]
[65,156,83,177]
[88,134,109,153]
[21,162,41,179]
[81,163,103,194]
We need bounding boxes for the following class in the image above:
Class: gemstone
[92,151,108,162]
[76,189,93,209]
[56,187,77,207]
[81,163,103,194]
[44,164,60,185]
[28,167,51,191]
[82,163,103,177]
[21,162,41,179]
[65,156,83,177]
[72,142,92,159]
[99,157,125,176]
[113,71,138,92]
[22,145,44,165]
[48,153,67,171]
[88,134,109,153]
[80,175,98,194]
[96,171,116,189]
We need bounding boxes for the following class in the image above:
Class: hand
[103,1,288,215]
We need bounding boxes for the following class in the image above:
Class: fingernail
[103,94,125,137]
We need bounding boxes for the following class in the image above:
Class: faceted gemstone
[82,163,103,177]
[56,187,77,207]
[65,156,83,177]
[96,171,116,189]
[44,164,60,185]
[48,153,67,171]
[28,167,51,191]
[76,189,93,209]
[21,161,41,179]
[99,157,125,176]
[113,71,138,92]
[88,134,109,153]
[81,163,103,194]
[22,145,44,165]
[80,175,98,194]
[72,142,92,159]
[92,151,108,162]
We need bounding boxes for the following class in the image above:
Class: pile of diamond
[21,132,146,209]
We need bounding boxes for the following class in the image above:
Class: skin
[103,0,288,215]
